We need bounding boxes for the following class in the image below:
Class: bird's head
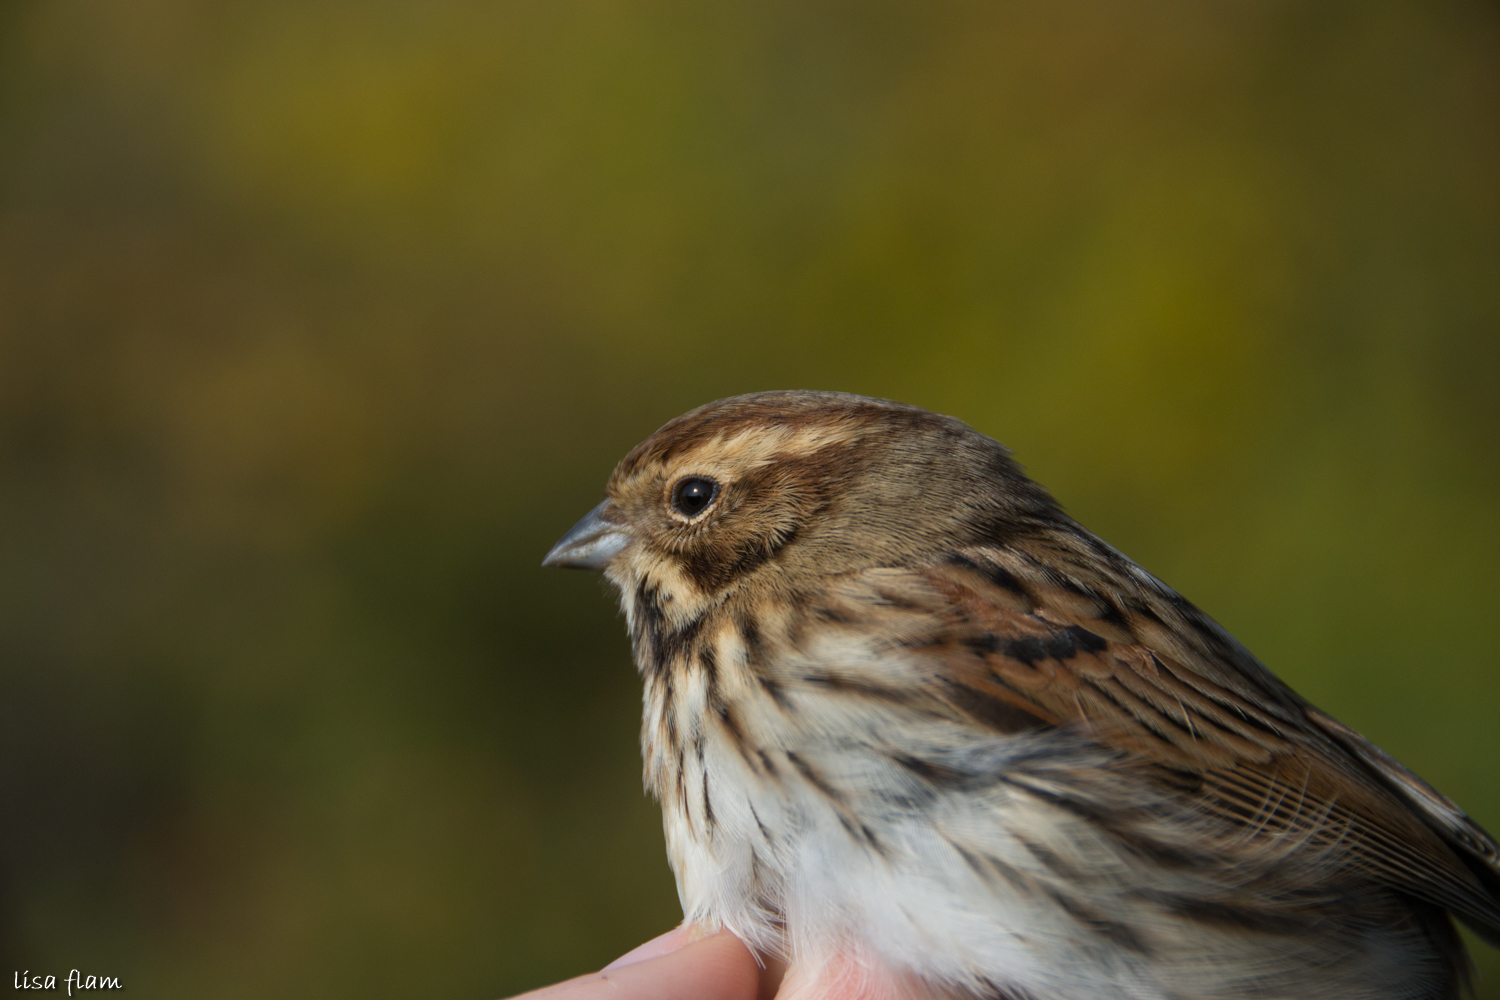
[544,391,1062,630]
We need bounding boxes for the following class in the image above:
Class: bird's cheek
[601,542,652,592]
[609,547,686,599]
[651,562,717,618]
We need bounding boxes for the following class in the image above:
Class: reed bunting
[544,391,1500,1000]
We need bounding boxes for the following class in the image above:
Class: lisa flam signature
[14,970,122,994]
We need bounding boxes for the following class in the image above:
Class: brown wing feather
[874,551,1500,943]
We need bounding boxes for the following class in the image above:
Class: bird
[542,390,1500,1000]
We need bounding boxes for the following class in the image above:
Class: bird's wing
[826,551,1500,942]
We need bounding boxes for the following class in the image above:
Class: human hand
[507,927,777,1000]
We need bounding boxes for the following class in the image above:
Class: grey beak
[542,500,630,570]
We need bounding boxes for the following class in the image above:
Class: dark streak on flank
[786,751,845,804]
[876,788,934,811]
[975,976,1034,1000]
[950,840,1029,893]
[749,802,772,841]
[1043,887,1151,954]
[740,613,792,711]
[1018,836,1082,881]
[802,672,910,704]
[758,675,790,710]
[702,770,715,832]
[1119,828,1217,870]
[715,698,750,757]
[826,807,888,856]
[952,841,989,879]
[999,773,1123,825]
[1151,894,1317,936]
[890,753,971,788]
[714,700,766,778]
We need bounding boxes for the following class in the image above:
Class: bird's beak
[542,500,630,570]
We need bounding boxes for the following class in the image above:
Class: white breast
[643,624,1147,1000]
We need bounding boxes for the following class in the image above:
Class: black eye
[671,476,720,518]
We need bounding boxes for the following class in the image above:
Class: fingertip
[510,930,760,1000]
[677,931,761,1000]
[603,926,693,971]
[603,931,759,1000]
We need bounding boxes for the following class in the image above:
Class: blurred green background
[1,1,1497,997]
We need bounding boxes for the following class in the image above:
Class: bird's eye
[671,476,720,519]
